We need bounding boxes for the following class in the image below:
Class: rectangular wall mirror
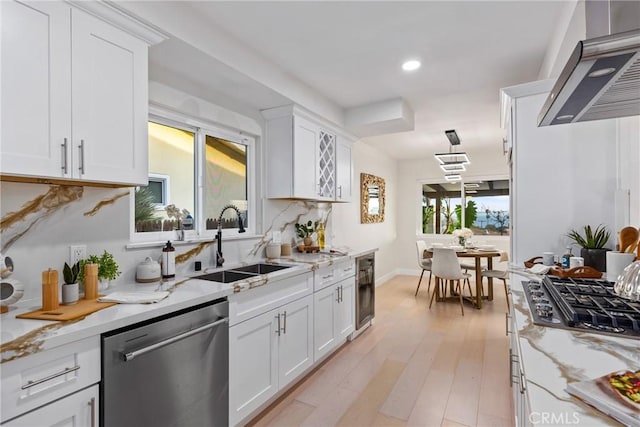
[361,173,385,223]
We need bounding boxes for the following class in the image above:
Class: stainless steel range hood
[538,1,640,126]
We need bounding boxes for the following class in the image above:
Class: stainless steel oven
[101,298,229,427]
[356,253,375,330]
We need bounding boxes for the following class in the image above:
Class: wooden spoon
[619,226,639,252]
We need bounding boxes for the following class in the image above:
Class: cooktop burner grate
[522,276,640,339]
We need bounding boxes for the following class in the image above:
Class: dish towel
[98,291,170,304]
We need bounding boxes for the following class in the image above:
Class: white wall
[331,141,398,285]
[538,0,585,80]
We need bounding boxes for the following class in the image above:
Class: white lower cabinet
[313,276,355,361]
[1,336,100,424]
[229,294,313,426]
[3,384,98,427]
[508,309,531,427]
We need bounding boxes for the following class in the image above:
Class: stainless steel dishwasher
[101,298,228,427]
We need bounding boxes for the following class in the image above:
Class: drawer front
[333,261,355,282]
[314,260,355,292]
[228,271,313,326]
[1,336,100,423]
[3,384,98,427]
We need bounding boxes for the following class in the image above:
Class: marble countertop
[0,247,377,364]
[510,270,639,425]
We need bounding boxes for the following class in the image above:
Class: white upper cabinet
[1,0,159,186]
[1,1,71,179]
[263,105,356,202]
[71,9,148,184]
[335,136,353,202]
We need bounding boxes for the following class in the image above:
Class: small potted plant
[80,250,121,290]
[62,261,80,304]
[295,220,319,247]
[567,224,611,272]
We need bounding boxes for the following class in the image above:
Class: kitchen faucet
[216,204,245,267]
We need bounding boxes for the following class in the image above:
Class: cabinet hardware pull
[519,370,526,394]
[21,365,80,389]
[89,397,96,427]
[276,313,281,336]
[322,274,333,280]
[340,285,344,303]
[336,286,341,302]
[61,138,68,174]
[338,185,342,198]
[343,268,351,272]
[123,317,228,361]
[79,140,85,175]
[282,311,287,334]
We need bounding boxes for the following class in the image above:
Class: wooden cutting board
[16,298,117,321]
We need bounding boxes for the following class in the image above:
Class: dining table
[425,248,502,309]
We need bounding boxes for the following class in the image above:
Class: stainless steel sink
[194,263,293,283]
[231,263,292,275]
[195,270,257,283]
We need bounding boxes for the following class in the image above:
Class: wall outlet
[69,245,86,265]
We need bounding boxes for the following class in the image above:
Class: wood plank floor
[247,275,514,427]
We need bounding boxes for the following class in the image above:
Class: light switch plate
[272,231,282,243]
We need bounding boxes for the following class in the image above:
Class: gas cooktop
[522,276,640,339]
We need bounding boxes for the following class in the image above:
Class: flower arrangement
[453,227,473,246]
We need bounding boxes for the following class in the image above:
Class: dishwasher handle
[122,317,228,362]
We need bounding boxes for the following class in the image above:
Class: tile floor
[247,274,514,427]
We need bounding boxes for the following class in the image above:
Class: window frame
[415,174,509,237]
[129,106,256,244]
[147,173,171,209]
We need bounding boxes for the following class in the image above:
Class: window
[421,179,510,235]
[133,111,254,241]
[147,173,170,208]
[204,135,248,230]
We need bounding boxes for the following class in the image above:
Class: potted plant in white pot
[62,261,80,304]
[567,224,611,272]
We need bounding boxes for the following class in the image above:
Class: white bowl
[477,245,496,251]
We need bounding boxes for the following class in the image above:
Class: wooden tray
[16,297,117,321]
[549,266,603,279]
[524,256,562,268]
[297,245,320,253]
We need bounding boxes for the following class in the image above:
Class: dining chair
[415,240,432,296]
[480,251,510,311]
[429,248,472,315]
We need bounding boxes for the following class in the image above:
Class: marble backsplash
[0,181,331,302]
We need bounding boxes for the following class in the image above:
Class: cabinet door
[1,0,71,179]
[71,8,148,185]
[293,115,320,199]
[4,384,98,427]
[317,129,336,200]
[313,285,338,361]
[335,137,353,202]
[278,294,314,387]
[229,309,279,426]
[336,277,355,340]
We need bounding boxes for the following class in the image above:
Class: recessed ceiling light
[402,60,421,71]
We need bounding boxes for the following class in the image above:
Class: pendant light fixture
[435,129,470,178]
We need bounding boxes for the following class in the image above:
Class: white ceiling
[145,1,569,162]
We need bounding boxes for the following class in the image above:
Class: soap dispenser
[162,241,176,279]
